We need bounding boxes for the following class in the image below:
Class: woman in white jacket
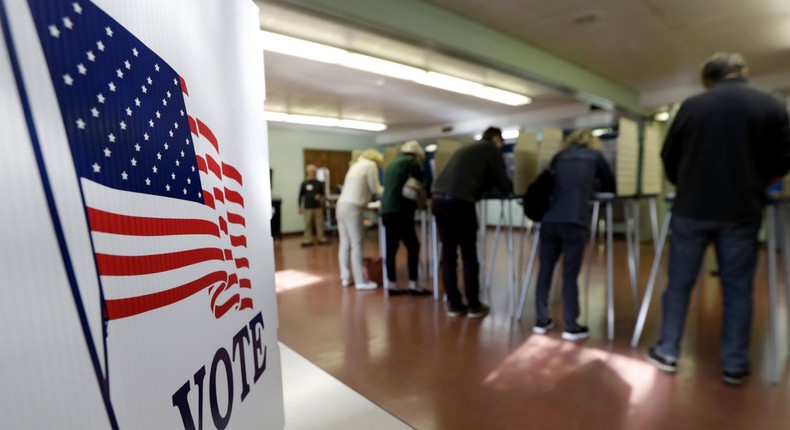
[337,149,384,290]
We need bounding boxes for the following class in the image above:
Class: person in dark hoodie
[531,129,615,341]
[432,127,513,319]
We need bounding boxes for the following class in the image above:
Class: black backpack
[522,155,559,222]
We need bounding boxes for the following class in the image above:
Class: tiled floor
[275,227,790,430]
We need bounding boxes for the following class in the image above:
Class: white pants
[336,202,367,285]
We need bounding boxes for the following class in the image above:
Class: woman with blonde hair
[532,129,615,340]
[337,149,384,290]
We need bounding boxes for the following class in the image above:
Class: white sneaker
[341,279,352,287]
[355,282,378,290]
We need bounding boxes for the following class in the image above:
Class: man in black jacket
[432,127,513,318]
[647,53,790,386]
[298,164,329,246]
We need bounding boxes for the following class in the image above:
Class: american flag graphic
[29,0,253,320]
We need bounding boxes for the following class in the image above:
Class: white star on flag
[174,122,179,129]
[147,77,152,85]
[156,111,161,119]
[87,50,95,61]
[162,99,168,106]
[63,17,73,29]
[49,24,60,38]
[121,171,128,180]
[92,163,100,172]
[141,85,147,93]
[165,184,170,191]
[77,63,87,74]
[175,160,180,167]
[76,118,86,129]
[164,143,169,150]
[108,133,116,143]
[134,98,141,106]
[134,143,141,151]
[169,130,174,137]
[149,119,154,128]
[133,47,139,57]
[116,69,124,78]
[105,26,113,37]
[120,121,127,130]
[73,2,82,14]
[171,173,176,180]
[180,150,185,157]
[109,82,116,92]
[97,40,105,51]
[63,73,74,85]
[187,178,191,184]
[143,132,149,140]
[126,107,132,116]
[91,107,99,117]
[152,165,158,173]
[145,177,151,185]
[97,93,105,103]
[183,188,187,195]
[156,152,162,160]
[103,147,111,157]
[131,158,137,166]
[124,59,131,69]
[155,63,160,72]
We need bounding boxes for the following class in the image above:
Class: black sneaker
[722,369,749,386]
[467,304,490,319]
[446,305,468,317]
[561,325,590,341]
[386,288,409,296]
[532,319,554,334]
[407,287,432,296]
[646,347,678,373]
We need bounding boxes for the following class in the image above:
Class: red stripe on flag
[213,294,239,319]
[196,118,219,153]
[235,258,249,269]
[240,278,251,289]
[219,216,228,235]
[187,115,198,136]
[239,297,254,310]
[96,248,224,276]
[87,208,219,237]
[230,235,247,247]
[221,162,242,185]
[203,190,215,209]
[106,271,226,320]
[206,155,222,179]
[179,76,189,96]
[214,187,224,203]
[224,249,233,260]
[224,188,245,208]
[196,156,208,174]
[227,212,246,227]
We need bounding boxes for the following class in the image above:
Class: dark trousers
[655,215,760,372]
[382,211,420,282]
[535,222,587,329]
[432,199,481,308]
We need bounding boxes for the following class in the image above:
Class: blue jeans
[535,223,587,329]
[655,215,760,372]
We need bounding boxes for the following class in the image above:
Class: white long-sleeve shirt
[337,158,383,206]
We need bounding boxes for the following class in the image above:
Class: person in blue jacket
[532,129,615,341]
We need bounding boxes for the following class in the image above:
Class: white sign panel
[0,0,284,428]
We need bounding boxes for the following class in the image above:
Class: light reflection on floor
[485,335,659,409]
[275,269,324,292]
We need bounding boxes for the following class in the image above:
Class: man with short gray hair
[647,52,790,386]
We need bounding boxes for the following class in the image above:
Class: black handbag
[522,155,559,222]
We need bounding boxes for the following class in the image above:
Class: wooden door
[303,149,352,194]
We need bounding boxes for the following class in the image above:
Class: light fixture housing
[265,111,387,132]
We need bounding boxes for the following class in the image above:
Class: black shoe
[317,240,331,246]
[408,287,432,296]
[561,325,590,341]
[532,318,554,334]
[386,288,409,296]
[722,369,749,386]
[446,304,468,317]
[467,304,490,319]
[646,347,678,373]
[300,242,313,248]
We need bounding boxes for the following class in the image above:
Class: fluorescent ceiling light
[654,112,670,122]
[338,119,388,131]
[474,87,532,106]
[260,31,530,107]
[425,144,438,153]
[502,128,520,140]
[416,71,484,95]
[265,111,387,132]
[345,53,427,81]
[261,31,348,64]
